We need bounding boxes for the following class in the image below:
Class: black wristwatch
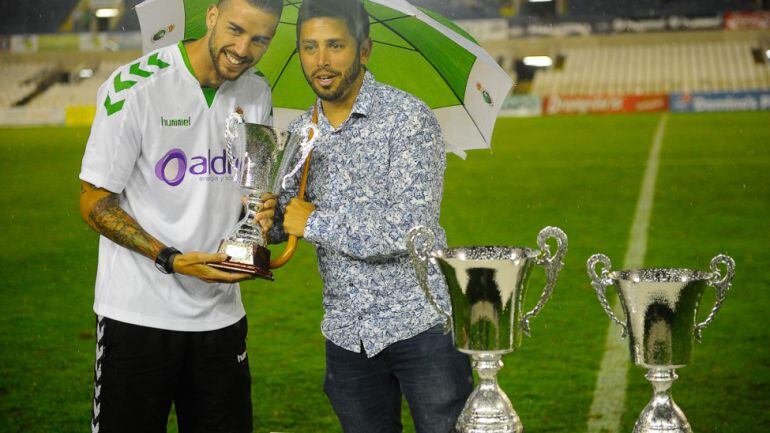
[155,246,181,274]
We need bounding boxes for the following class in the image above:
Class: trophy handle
[587,253,628,338]
[272,110,319,270]
[224,112,244,182]
[270,150,313,269]
[694,254,736,342]
[406,226,453,333]
[522,226,568,336]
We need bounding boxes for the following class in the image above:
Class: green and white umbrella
[136,0,513,156]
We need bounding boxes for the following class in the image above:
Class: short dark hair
[296,0,370,47]
[217,0,283,18]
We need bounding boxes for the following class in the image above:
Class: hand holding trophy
[209,112,316,280]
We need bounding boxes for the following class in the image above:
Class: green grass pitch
[0,112,768,432]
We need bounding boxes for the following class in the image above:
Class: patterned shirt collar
[350,69,375,117]
[316,70,375,131]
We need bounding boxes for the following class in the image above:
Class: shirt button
[358,315,363,320]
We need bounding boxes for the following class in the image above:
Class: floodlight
[79,69,94,79]
[95,8,120,18]
[523,56,553,67]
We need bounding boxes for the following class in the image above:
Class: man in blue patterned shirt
[270,0,472,431]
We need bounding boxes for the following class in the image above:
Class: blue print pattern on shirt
[272,71,452,357]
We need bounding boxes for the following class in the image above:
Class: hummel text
[161,116,191,127]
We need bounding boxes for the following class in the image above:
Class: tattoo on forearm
[87,193,164,259]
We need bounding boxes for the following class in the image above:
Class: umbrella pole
[270,103,319,269]
[269,152,313,269]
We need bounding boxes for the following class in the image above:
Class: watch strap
[156,246,181,274]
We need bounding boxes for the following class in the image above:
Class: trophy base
[633,368,692,433]
[210,240,273,281]
[455,353,523,433]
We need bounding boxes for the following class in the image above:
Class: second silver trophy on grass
[407,226,568,433]
[587,253,735,433]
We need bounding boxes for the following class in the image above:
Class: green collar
[178,40,218,108]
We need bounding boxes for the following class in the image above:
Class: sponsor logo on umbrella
[152,24,175,43]
[476,82,493,106]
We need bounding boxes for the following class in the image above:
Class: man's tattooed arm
[80,181,164,260]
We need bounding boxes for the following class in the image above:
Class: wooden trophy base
[210,241,274,281]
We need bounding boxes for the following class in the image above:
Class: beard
[208,27,253,82]
[305,53,363,102]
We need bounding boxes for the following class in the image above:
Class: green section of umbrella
[415,6,477,44]
[183,1,210,40]
[153,0,477,110]
[136,0,513,152]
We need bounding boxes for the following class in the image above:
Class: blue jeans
[324,325,473,433]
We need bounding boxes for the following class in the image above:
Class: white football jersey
[80,42,272,331]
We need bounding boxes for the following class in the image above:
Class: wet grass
[0,111,767,432]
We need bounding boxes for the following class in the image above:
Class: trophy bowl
[587,253,735,433]
[407,226,568,433]
[431,246,538,355]
[209,115,304,280]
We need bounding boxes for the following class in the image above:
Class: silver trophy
[406,226,568,433]
[210,113,310,280]
[587,253,736,433]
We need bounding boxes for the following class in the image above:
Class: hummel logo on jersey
[161,116,192,127]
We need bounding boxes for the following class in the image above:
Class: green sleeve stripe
[113,72,136,93]
[147,52,170,69]
[104,95,125,116]
[130,62,152,78]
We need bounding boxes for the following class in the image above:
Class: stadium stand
[26,60,123,108]
[0,61,56,107]
[564,0,758,20]
[531,40,770,95]
[412,0,501,19]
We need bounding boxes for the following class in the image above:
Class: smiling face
[205,0,279,82]
[298,17,371,102]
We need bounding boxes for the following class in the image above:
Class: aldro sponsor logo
[155,148,241,186]
[104,53,170,116]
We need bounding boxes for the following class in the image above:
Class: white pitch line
[587,114,668,433]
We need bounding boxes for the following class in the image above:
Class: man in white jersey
[78,0,282,431]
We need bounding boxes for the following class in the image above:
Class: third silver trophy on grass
[587,253,735,433]
[407,226,568,433]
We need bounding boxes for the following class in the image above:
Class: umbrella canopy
[136,0,513,155]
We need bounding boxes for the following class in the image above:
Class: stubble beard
[208,27,250,82]
[307,53,363,102]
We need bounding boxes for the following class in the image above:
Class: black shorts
[91,315,252,433]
